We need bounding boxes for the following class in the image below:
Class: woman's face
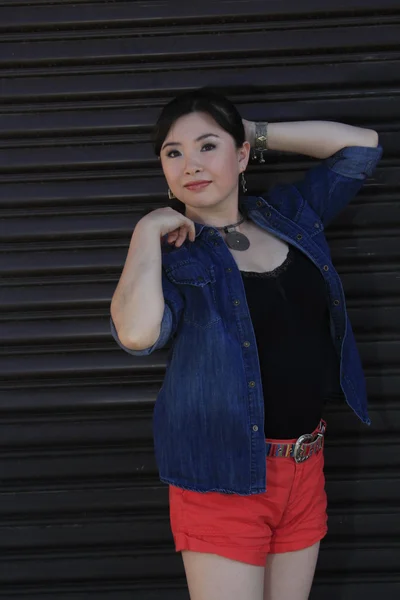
[160,111,250,211]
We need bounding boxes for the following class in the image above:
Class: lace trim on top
[240,245,294,279]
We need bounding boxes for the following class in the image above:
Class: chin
[182,196,211,207]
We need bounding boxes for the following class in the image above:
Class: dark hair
[153,88,245,156]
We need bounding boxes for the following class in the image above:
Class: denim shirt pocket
[308,216,325,239]
[296,201,326,239]
[165,261,222,328]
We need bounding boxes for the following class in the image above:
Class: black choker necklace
[215,214,250,251]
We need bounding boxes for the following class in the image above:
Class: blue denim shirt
[111,145,383,495]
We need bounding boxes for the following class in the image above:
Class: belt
[265,419,326,463]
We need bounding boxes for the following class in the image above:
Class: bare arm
[243,120,379,159]
[111,221,164,350]
[110,208,196,351]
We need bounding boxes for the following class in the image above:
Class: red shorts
[169,422,328,566]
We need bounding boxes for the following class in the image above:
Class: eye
[165,142,216,158]
[166,149,181,158]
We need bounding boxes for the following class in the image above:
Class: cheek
[210,154,239,186]
[162,160,180,184]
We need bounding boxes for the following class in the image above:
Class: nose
[184,157,203,176]
[185,165,203,176]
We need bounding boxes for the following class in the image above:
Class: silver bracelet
[252,121,268,164]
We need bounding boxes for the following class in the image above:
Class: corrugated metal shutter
[1,1,399,598]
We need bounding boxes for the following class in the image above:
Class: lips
[184,181,212,191]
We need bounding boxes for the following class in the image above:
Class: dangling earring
[241,172,247,193]
[168,188,176,200]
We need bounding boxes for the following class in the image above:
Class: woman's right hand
[139,207,196,247]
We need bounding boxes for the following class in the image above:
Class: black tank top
[240,244,341,439]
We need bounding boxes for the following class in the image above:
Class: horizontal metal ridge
[0,469,399,493]
[2,60,400,103]
[1,24,400,69]
[1,14,400,49]
[2,538,400,562]
[1,0,400,26]
[0,317,399,349]
[0,503,399,529]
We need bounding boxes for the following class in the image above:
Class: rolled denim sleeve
[110,270,184,356]
[293,145,383,227]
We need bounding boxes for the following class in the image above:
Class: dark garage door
[1,2,399,598]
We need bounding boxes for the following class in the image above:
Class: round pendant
[225,232,250,251]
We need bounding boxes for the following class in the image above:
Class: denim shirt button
[256,200,263,207]
[226,267,232,273]
[265,211,271,217]
[323,265,329,271]
[314,222,320,228]
[248,381,256,388]
[333,299,340,306]
[209,230,214,236]
[233,299,240,306]
[252,425,259,432]
[296,234,303,240]
[243,341,250,348]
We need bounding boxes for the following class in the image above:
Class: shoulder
[243,186,307,224]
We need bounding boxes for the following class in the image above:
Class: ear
[237,141,251,172]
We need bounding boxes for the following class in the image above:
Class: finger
[167,231,179,243]
[175,226,188,247]
[175,227,187,246]
[186,222,196,241]
[184,220,196,242]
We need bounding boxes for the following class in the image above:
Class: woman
[110,89,382,600]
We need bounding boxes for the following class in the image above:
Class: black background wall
[0,1,399,598]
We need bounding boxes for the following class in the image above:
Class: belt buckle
[293,433,315,463]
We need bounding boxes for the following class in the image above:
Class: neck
[214,214,245,231]
[184,194,244,230]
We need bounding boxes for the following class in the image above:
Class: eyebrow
[161,133,220,151]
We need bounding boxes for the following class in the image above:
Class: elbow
[359,128,379,148]
[118,326,161,352]
[111,300,165,352]
[110,308,140,349]
[367,129,379,148]
[340,128,379,152]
